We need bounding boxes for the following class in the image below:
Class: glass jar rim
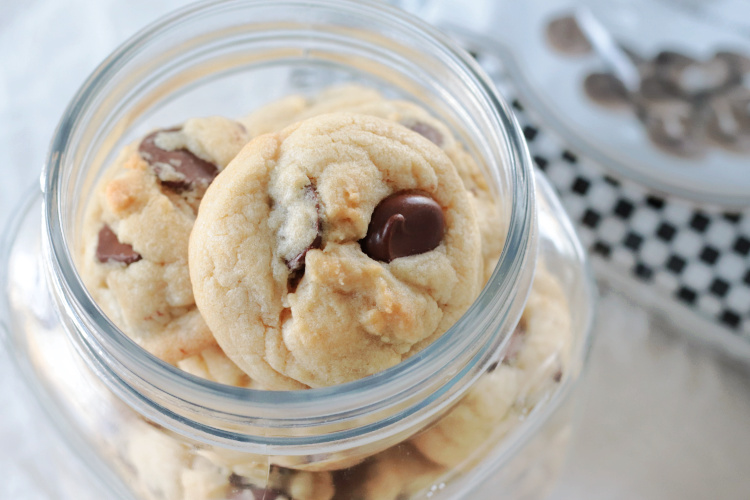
[42,0,537,450]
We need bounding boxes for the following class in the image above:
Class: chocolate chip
[138,129,218,191]
[96,225,142,264]
[582,44,750,158]
[707,92,750,152]
[545,15,592,55]
[638,76,683,102]
[673,57,736,97]
[708,96,741,140]
[229,473,247,488]
[360,190,444,263]
[503,321,527,365]
[724,86,750,130]
[286,185,323,289]
[654,50,694,69]
[406,121,444,146]
[642,102,705,158]
[553,369,563,383]
[583,73,629,108]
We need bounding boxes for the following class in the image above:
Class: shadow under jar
[0,1,595,499]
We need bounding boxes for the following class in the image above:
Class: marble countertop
[1,1,749,499]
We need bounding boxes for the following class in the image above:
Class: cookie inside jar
[79,85,573,500]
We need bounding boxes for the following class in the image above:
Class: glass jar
[0,1,595,499]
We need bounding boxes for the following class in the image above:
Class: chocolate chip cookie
[80,117,249,363]
[242,85,504,283]
[189,113,482,389]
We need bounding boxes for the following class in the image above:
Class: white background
[1,1,750,499]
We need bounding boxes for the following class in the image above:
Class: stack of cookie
[80,86,572,500]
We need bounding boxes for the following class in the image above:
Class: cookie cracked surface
[189,113,482,389]
[80,117,249,363]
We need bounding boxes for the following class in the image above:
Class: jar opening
[42,0,537,451]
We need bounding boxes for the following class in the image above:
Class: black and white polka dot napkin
[470,48,750,339]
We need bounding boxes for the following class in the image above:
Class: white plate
[490,0,750,208]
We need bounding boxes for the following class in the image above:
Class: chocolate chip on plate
[286,185,323,289]
[654,50,695,69]
[545,14,592,56]
[641,101,705,158]
[672,57,736,97]
[706,92,750,152]
[726,87,750,130]
[638,76,683,102]
[583,72,630,108]
[138,129,219,191]
[361,190,444,263]
[406,121,444,147]
[96,225,142,264]
[580,44,750,158]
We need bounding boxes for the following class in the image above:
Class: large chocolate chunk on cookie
[189,113,482,389]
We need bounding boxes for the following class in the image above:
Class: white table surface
[2,1,750,499]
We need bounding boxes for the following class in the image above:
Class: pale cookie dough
[177,345,256,388]
[409,265,572,468]
[190,113,482,389]
[241,85,504,282]
[409,364,521,469]
[121,420,335,500]
[80,117,249,363]
[115,265,574,499]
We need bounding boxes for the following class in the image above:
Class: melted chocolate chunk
[138,129,218,191]
[96,225,142,264]
[286,185,323,290]
[407,121,444,146]
[360,190,444,263]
